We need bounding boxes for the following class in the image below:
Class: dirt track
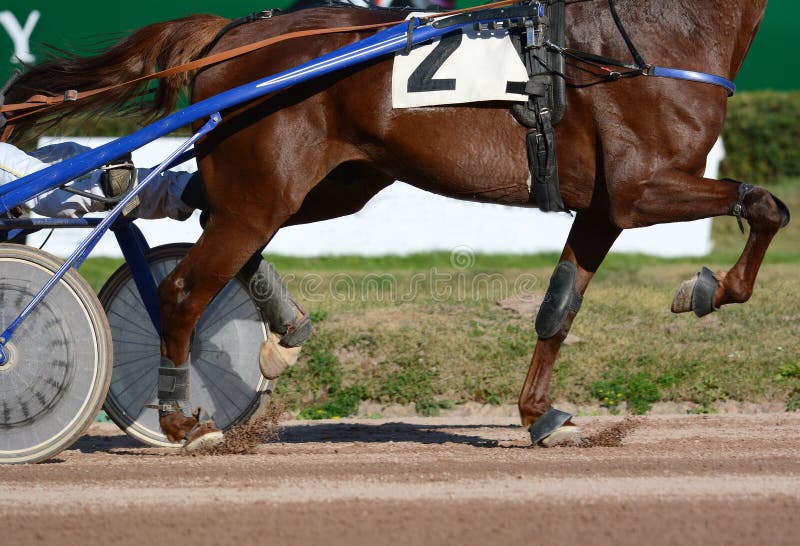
[2,413,799,546]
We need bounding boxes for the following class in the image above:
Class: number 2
[407,31,463,93]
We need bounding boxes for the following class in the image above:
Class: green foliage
[279,334,368,419]
[625,373,662,414]
[301,336,343,395]
[655,360,702,389]
[377,354,451,416]
[415,398,453,417]
[777,363,800,380]
[379,364,433,403]
[591,378,625,414]
[297,385,368,420]
[721,91,800,183]
[592,370,661,415]
[776,363,800,412]
[309,309,329,323]
[688,374,723,414]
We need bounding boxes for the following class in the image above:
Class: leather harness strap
[0,1,517,121]
[1,23,398,117]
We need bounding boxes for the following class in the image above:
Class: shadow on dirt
[278,422,521,447]
[72,433,143,453]
[69,418,642,455]
[69,422,517,454]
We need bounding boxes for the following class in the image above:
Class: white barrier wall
[32,137,723,258]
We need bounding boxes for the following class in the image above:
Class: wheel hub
[0,342,16,372]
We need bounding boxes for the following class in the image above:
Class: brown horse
[7,1,788,444]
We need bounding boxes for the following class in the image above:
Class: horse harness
[504,0,736,213]
[0,0,737,215]
[202,1,571,212]
[508,0,567,213]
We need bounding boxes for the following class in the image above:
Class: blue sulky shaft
[0,5,539,215]
[0,114,221,349]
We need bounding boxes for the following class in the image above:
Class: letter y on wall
[0,10,40,64]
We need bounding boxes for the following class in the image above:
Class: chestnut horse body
[8,1,785,440]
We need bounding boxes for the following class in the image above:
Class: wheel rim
[0,247,110,464]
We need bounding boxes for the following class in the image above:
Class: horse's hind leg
[672,179,790,315]
[519,211,621,444]
[610,173,789,315]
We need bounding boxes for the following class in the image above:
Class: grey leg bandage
[156,359,190,415]
[535,261,583,339]
[239,257,313,347]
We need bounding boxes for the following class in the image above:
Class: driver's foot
[101,152,139,217]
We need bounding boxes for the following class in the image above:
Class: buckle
[63,89,78,102]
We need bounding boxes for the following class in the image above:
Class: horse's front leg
[519,211,621,445]
[156,210,284,448]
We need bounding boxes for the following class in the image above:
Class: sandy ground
[2,413,799,546]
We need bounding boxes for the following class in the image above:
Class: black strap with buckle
[730,181,756,234]
[526,105,565,212]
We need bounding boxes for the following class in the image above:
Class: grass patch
[777,363,800,412]
[592,367,661,415]
[296,385,367,420]
[276,315,371,420]
[377,353,452,416]
[70,179,799,416]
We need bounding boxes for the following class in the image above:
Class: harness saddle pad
[392,16,529,109]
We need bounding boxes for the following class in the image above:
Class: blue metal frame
[0,114,220,357]
[112,221,160,334]
[0,217,103,242]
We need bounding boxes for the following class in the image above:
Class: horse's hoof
[259,332,301,379]
[182,421,224,452]
[540,425,584,447]
[671,267,719,317]
[671,278,695,313]
[159,408,200,444]
[529,407,572,445]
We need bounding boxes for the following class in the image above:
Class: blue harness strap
[604,0,736,97]
[647,66,736,97]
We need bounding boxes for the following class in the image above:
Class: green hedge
[721,91,800,183]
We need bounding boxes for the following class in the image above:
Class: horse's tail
[5,14,229,143]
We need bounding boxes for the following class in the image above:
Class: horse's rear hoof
[182,421,224,452]
[671,267,719,317]
[539,425,584,447]
[259,333,301,379]
[671,278,694,313]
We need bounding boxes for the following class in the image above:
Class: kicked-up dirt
[1,413,799,546]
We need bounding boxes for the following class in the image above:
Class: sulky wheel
[0,244,113,464]
[98,243,270,448]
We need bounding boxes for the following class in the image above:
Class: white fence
[31,137,724,258]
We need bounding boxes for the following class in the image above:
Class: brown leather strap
[0,21,399,116]
[1,1,516,118]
